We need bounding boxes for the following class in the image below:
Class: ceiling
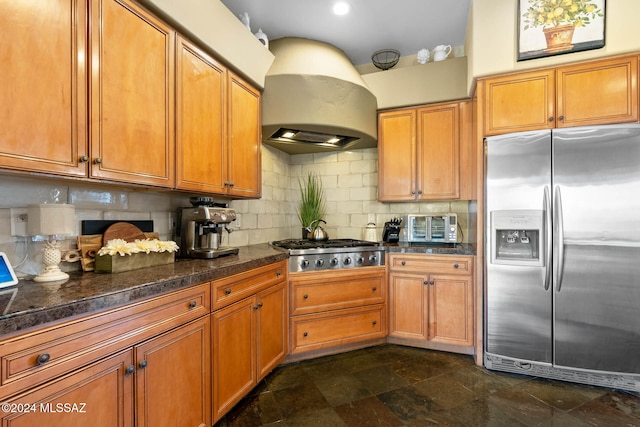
[219,0,472,67]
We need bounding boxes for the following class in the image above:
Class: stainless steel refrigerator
[484,124,640,392]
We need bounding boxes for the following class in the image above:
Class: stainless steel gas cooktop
[270,239,385,272]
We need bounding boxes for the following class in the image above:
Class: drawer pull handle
[225,288,232,295]
[303,332,308,337]
[453,264,459,269]
[188,301,197,309]
[401,261,406,266]
[125,365,135,375]
[139,360,148,369]
[372,320,377,325]
[303,294,309,299]
[36,353,50,365]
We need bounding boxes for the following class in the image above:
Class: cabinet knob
[125,365,135,375]
[423,280,429,285]
[225,288,232,295]
[372,287,377,292]
[36,353,50,365]
[417,190,423,195]
[303,294,309,299]
[411,191,416,195]
[558,115,565,121]
[139,360,148,369]
[93,157,102,164]
[188,301,197,309]
[548,116,555,122]
[372,320,377,325]
[79,155,89,163]
[276,271,282,277]
[453,263,459,269]
[303,332,308,337]
[401,261,406,266]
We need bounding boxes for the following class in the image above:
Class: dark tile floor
[213,344,640,426]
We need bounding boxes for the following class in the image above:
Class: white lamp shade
[27,204,76,236]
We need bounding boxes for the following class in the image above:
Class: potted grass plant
[297,172,326,239]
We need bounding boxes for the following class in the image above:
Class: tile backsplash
[0,145,471,278]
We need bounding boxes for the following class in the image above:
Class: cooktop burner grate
[271,238,379,250]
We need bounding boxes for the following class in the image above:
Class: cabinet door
[0,0,88,177]
[227,71,262,198]
[176,37,227,194]
[90,0,175,187]
[388,272,428,340]
[212,297,255,422]
[135,316,211,427]
[417,104,460,200]
[256,282,288,380]
[557,55,638,127]
[428,274,473,346]
[378,109,416,201]
[0,350,133,427]
[482,69,555,135]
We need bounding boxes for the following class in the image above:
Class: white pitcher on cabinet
[433,45,452,61]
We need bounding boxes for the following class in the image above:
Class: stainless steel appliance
[270,239,384,273]
[485,124,640,392]
[404,214,458,244]
[176,204,239,259]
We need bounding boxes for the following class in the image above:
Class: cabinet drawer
[212,261,286,310]
[290,268,385,315]
[388,254,473,275]
[0,283,210,399]
[290,305,386,354]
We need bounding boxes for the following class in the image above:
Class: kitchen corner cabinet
[0,0,88,177]
[211,261,287,422]
[378,100,472,202]
[0,283,211,427]
[288,267,387,357]
[89,0,175,187]
[482,54,639,136]
[176,38,262,198]
[388,254,474,353]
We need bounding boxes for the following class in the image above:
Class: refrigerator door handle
[554,186,566,292]
[544,186,552,291]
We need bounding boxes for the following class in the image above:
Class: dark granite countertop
[384,242,476,255]
[0,244,288,338]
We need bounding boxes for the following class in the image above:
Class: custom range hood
[262,37,378,155]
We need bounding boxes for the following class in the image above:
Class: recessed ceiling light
[332,1,351,16]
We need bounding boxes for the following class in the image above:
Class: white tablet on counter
[0,252,19,289]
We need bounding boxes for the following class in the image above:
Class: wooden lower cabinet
[135,316,211,427]
[288,267,387,357]
[0,283,211,427]
[388,254,474,353]
[212,281,288,423]
[0,350,133,427]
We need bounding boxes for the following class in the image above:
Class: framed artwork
[518,0,605,61]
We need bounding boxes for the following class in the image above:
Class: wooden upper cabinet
[176,37,227,193]
[557,55,638,127]
[482,54,639,136]
[378,109,417,201]
[417,103,460,200]
[227,72,262,198]
[0,0,88,177]
[482,69,556,136]
[378,102,463,202]
[90,0,175,187]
